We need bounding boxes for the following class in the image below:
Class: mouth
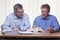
[42,15,47,18]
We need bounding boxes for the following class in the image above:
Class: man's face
[15,9,24,18]
[41,8,49,18]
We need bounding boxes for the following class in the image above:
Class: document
[3,28,13,33]
[18,31,33,34]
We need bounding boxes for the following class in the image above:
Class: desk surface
[0,32,60,38]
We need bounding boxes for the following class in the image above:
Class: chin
[43,16,47,18]
[18,16,23,18]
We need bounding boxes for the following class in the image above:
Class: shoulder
[33,15,41,22]
[49,14,57,19]
[35,15,42,20]
[6,13,15,19]
[23,13,29,18]
[24,13,29,17]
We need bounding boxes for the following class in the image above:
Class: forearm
[1,25,12,32]
[53,26,60,32]
[20,26,30,31]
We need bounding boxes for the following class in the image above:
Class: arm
[33,18,39,28]
[1,16,12,32]
[33,18,44,32]
[52,17,60,32]
[20,15,30,31]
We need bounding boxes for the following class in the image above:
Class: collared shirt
[33,14,60,31]
[2,13,30,31]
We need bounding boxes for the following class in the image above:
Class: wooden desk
[0,32,60,38]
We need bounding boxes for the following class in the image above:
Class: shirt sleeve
[20,15,30,31]
[33,17,39,27]
[52,16,60,31]
[1,16,12,32]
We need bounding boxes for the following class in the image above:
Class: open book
[32,27,44,32]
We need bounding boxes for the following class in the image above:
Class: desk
[0,32,60,38]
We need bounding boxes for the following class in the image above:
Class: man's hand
[32,26,37,29]
[12,27,20,31]
[47,27,54,33]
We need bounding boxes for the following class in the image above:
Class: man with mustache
[33,4,60,33]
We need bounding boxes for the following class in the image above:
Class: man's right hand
[46,27,54,33]
[11,27,20,31]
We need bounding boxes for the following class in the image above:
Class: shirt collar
[13,13,23,19]
[40,14,50,20]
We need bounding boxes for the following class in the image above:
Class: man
[1,4,30,34]
[33,4,60,33]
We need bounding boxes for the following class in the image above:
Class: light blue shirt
[2,13,30,31]
[33,14,60,31]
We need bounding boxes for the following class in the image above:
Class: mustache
[42,14,45,16]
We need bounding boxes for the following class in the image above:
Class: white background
[0,0,60,28]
